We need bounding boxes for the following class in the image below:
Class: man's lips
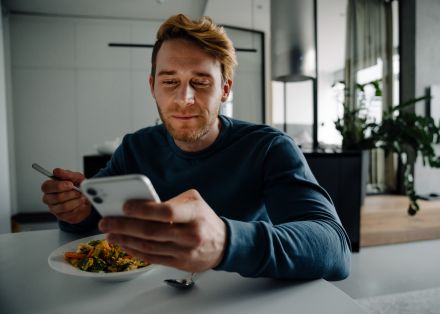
[172,115,198,120]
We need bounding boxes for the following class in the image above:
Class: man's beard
[157,106,217,143]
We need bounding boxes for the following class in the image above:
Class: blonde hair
[151,14,237,82]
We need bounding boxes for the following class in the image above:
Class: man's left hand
[98,189,227,272]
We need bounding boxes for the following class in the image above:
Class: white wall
[414,0,440,195]
[225,27,265,123]
[0,9,12,233]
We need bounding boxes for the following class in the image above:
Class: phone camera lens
[93,196,103,204]
[86,188,97,196]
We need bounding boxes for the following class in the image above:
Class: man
[41,14,351,280]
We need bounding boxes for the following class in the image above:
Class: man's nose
[176,83,195,106]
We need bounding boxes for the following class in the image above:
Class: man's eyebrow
[156,70,213,78]
[193,72,213,79]
[157,70,176,76]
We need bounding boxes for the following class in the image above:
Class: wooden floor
[361,195,440,247]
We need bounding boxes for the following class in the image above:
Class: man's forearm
[214,218,351,280]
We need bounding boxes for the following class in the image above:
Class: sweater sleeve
[215,136,351,281]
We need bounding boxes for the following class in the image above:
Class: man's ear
[149,75,155,98]
[221,79,233,102]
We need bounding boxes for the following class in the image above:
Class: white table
[0,229,366,314]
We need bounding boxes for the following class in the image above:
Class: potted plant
[335,81,440,215]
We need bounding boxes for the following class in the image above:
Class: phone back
[80,174,160,216]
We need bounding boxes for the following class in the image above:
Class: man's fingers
[49,197,85,215]
[122,200,169,222]
[53,168,76,179]
[43,190,82,206]
[122,189,203,223]
[39,167,91,225]
[41,179,76,194]
[124,199,198,224]
[99,217,186,242]
[53,168,85,185]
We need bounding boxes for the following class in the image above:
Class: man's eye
[192,80,210,87]
[162,80,178,86]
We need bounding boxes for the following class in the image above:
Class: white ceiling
[2,0,208,20]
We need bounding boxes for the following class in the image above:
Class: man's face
[149,39,231,149]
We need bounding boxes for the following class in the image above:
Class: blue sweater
[60,116,351,280]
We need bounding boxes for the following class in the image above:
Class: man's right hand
[41,168,92,224]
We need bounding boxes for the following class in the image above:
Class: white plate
[48,234,156,281]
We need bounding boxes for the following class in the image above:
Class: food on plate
[64,239,148,273]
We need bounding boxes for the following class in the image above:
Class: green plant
[370,96,440,215]
[335,81,440,215]
[334,80,381,150]
[334,105,375,150]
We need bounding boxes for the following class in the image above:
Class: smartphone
[80,174,161,216]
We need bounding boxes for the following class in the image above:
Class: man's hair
[151,14,237,82]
